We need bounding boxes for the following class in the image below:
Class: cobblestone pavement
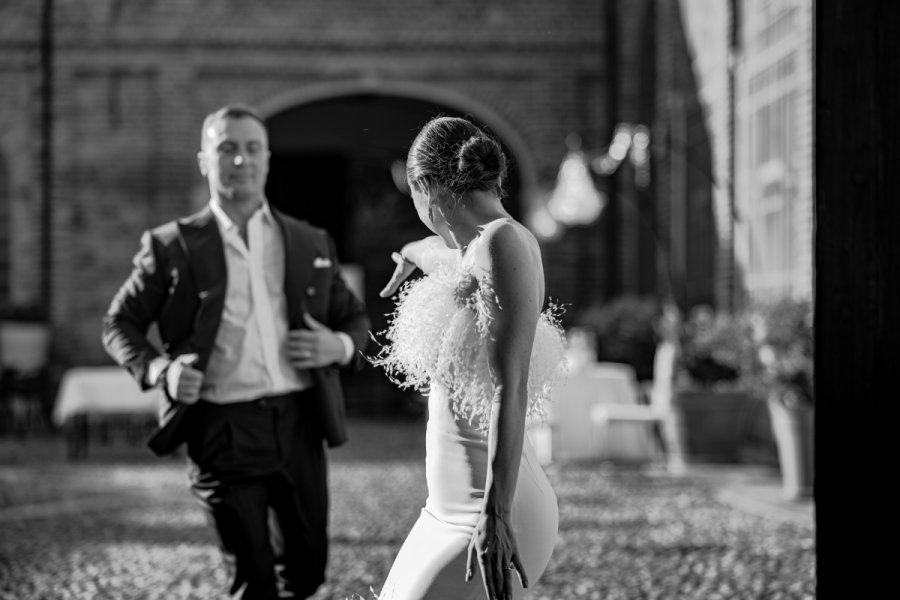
[0,420,814,599]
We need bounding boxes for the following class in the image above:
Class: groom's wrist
[335,332,355,365]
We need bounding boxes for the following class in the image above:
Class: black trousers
[186,390,327,600]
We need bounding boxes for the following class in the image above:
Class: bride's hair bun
[406,116,508,198]
[455,136,506,193]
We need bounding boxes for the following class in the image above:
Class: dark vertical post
[40,0,53,320]
[604,0,620,299]
[815,1,898,596]
[636,0,659,298]
[725,0,739,311]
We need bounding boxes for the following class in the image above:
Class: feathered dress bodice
[371,262,567,432]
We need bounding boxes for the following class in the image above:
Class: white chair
[550,360,644,461]
[590,341,680,466]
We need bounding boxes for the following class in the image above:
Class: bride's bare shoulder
[469,219,542,281]
[481,219,539,259]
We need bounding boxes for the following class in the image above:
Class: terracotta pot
[767,394,814,500]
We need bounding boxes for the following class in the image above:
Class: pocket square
[313,256,333,269]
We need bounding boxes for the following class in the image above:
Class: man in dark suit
[102,104,370,599]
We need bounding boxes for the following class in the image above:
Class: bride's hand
[378,252,417,298]
[465,511,528,600]
[378,236,445,297]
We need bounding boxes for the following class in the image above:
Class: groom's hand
[288,313,346,368]
[166,353,203,404]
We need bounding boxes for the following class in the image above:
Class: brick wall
[0,3,43,310]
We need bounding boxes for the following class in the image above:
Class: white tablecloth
[52,366,165,426]
[549,361,656,461]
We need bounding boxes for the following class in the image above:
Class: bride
[371,116,566,599]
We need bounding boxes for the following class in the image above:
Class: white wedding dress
[372,221,566,599]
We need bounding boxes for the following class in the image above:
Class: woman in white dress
[372,116,566,600]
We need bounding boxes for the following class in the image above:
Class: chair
[0,319,52,436]
[590,341,681,468]
[549,360,644,461]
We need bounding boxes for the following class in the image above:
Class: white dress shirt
[178,199,352,404]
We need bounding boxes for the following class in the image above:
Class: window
[738,0,812,299]
[748,90,796,283]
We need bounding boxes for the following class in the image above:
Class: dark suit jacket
[101,205,370,454]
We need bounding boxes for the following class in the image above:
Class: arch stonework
[256,80,539,199]
[257,84,545,416]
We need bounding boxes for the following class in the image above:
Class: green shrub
[676,305,760,392]
[574,295,659,381]
[748,297,814,408]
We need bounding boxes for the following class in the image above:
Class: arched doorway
[263,91,530,417]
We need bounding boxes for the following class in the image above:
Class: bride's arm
[405,235,459,273]
[465,223,539,597]
[379,235,459,297]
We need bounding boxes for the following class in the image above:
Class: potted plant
[669,305,760,464]
[574,295,660,382]
[750,297,814,500]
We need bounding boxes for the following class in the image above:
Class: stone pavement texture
[0,420,814,599]
[683,463,813,527]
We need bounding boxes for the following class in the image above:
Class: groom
[102,103,370,599]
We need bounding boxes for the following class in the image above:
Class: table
[52,366,165,459]
[549,360,656,462]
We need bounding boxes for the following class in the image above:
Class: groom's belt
[197,389,314,411]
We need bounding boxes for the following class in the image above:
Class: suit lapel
[179,207,227,290]
[273,208,314,328]
[177,206,227,370]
